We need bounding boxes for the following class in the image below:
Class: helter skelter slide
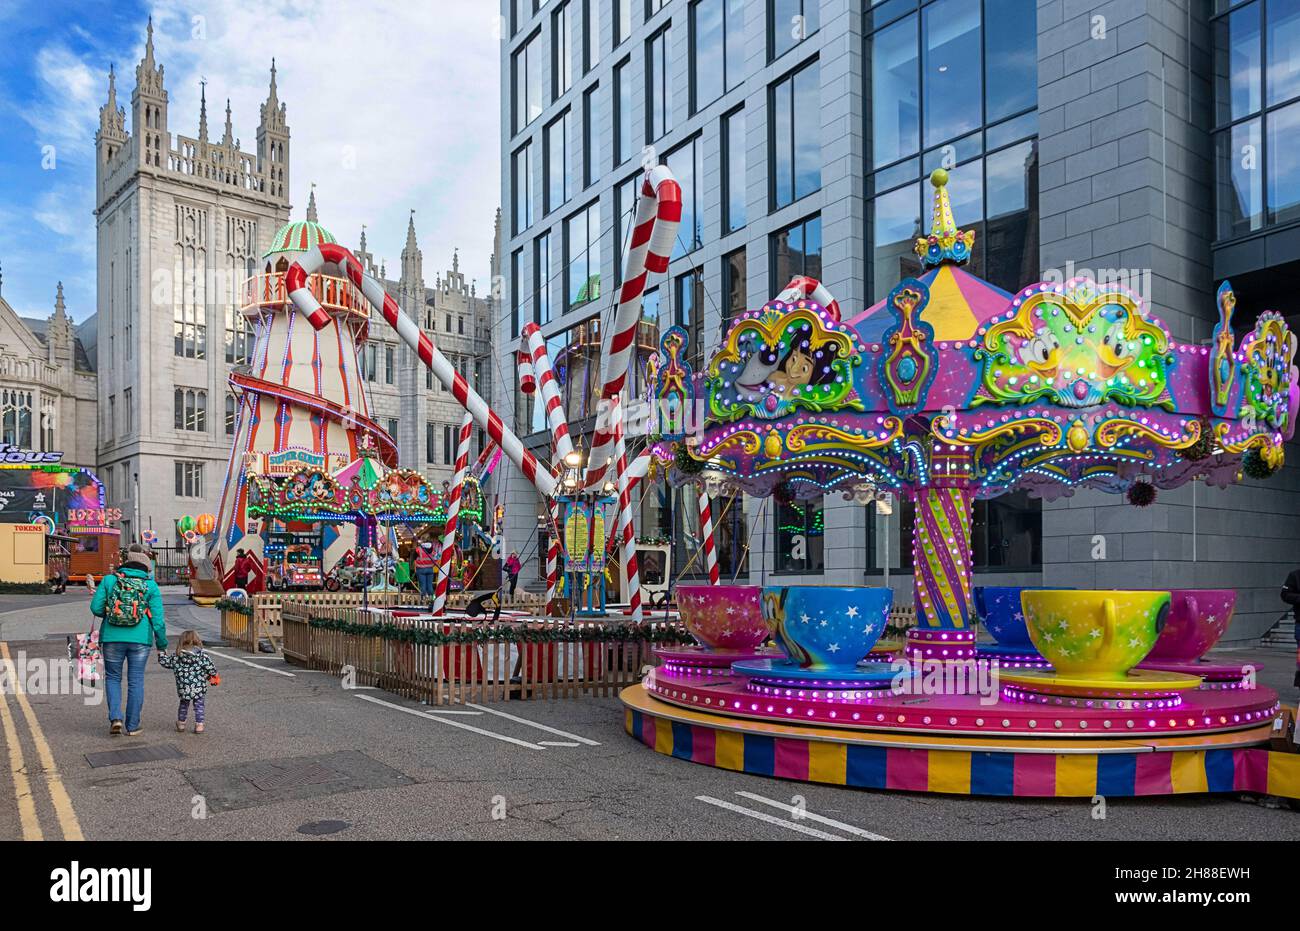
[285,166,684,622]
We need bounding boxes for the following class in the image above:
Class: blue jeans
[103,642,151,731]
[415,567,435,597]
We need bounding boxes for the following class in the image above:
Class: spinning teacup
[1020,590,1170,679]
[761,585,893,670]
[1144,589,1236,663]
[676,585,767,651]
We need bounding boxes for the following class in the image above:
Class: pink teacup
[677,585,767,651]
[1144,589,1236,662]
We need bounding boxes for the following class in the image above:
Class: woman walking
[89,543,168,736]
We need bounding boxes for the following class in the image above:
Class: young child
[157,630,218,733]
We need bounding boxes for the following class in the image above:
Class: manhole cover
[183,750,415,813]
[298,819,351,836]
[245,761,344,792]
[85,744,185,768]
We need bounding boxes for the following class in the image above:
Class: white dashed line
[465,703,601,746]
[695,796,847,840]
[353,693,545,750]
[206,650,296,677]
[734,791,891,840]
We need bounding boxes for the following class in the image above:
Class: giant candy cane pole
[519,323,575,464]
[584,165,682,492]
[432,411,474,616]
[611,399,641,623]
[775,276,841,321]
[698,488,719,585]
[545,496,561,616]
[285,243,556,497]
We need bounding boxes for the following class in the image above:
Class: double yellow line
[0,642,84,840]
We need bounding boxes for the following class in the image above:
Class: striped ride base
[622,686,1300,800]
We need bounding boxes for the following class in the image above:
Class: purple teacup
[1144,589,1236,662]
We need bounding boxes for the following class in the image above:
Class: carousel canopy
[658,170,1298,504]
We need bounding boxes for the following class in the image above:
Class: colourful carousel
[623,170,1300,801]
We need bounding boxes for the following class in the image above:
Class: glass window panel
[615,173,639,283]
[1216,2,1262,124]
[692,0,725,111]
[771,76,793,206]
[615,58,632,165]
[771,0,819,61]
[1267,0,1300,106]
[1267,102,1300,224]
[922,0,981,147]
[584,85,603,187]
[554,2,573,97]
[544,110,570,213]
[617,0,632,45]
[871,13,919,168]
[983,0,1037,122]
[534,232,552,324]
[724,247,747,327]
[665,137,703,258]
[873,156,919,193]
[647,26,673,141]
[726,0,746,90]
[515,31,544,132]
[986,110,1038,150]
[793,63,820,199]
[774,496,824,573]
[925,156,982,236]
[584,0,601,71]
[723,107,747,232]
[1217,118,1264,237]
[872,182,922,302]
[985,140,1039,293]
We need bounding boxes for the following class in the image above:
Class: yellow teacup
[1020,590,1170,679]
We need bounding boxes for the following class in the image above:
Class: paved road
[1,591,1297,841]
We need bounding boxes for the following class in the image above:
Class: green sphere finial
[930,168,948,188]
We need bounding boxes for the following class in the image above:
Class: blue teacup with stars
[761,586,893,670]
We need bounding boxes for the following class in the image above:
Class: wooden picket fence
[220,590,427,653]
[280,602,681,705]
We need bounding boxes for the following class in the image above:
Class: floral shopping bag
[67,623,102,687]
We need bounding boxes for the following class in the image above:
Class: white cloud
[140,0,503,291]
[24,43,103,161]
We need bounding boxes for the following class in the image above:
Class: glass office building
[498,0,1299,642]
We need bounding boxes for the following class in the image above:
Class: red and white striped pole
[698,487,719,585]
[545,497,561,617]
[775,276,841,321]
[584,165,681,492]
[285,242,556,497]
[520,323,575,465]
[611,399,641,624]
[432,411,474,615]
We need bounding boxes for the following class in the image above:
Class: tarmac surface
[1,590,1297,841]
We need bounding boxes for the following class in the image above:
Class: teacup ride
[1136,589,1252,688]
[623,171,1298,800]
[659,584,784,674]
[999,590,1206,712]
[973,585,1054,669]
[731,585,909,691]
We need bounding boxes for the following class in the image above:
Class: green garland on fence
[215,596,253,616]
[306,615,695,647]
[0,581,51,594]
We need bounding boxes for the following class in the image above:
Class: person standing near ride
[88,543,168,736]
[1282,567,1300,687]
[414,540,436,598]
[505,551,522,597]
[231,548,250,590]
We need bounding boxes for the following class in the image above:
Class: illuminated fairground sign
[0,465,118,534]
[0,444,65,465]
[262,449,349,476]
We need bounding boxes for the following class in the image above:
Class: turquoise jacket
[90,566,168,648]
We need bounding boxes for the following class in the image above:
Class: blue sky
[0,0,502,324]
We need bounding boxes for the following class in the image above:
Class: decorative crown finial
[914,168,975,267]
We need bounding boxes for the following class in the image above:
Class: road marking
[734,791,890,840]
[206,650,296,677]
[464,703,601,746]
[353,693,545,749]
[695,796,846,841]
[0,654,41,839]
[537,741,581,747]
[0,643,83,841]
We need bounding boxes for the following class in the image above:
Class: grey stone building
[496,0,1297,643]
[93,20,292,544]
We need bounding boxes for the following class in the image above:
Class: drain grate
[85,744,185,768]
[245,761,344,792]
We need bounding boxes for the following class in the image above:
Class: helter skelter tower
[213,199,397,584]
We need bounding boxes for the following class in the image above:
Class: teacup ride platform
[629,171,1300,800]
